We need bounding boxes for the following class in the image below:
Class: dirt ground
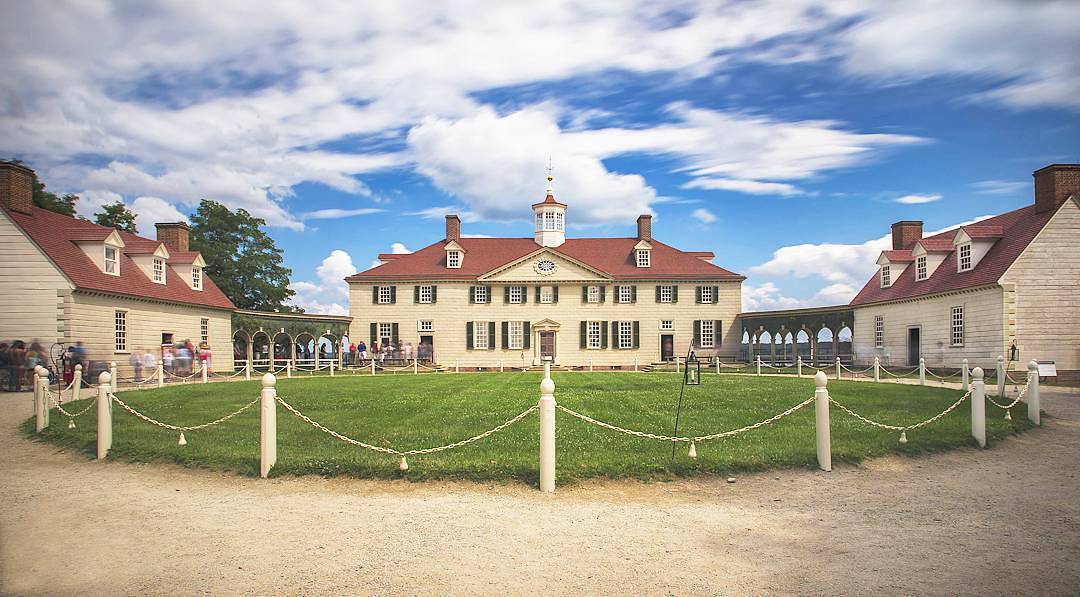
[2,384,1078,596]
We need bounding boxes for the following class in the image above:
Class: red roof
[881,250,914,263]
[4,206,235,310]
[961,224,1004,239]
[348,237,743,281]
[531,193,566,208]
[850,204,1055,306]
[914,238,954,252]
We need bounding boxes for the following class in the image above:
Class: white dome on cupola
[532,168,566,247]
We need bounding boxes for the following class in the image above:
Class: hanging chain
[110,393,258,431]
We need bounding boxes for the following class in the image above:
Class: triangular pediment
[153,243,171,259]
[444,240,465,252]
[479,248,611,282]
[634,239,652,250]
[953,229,972,245]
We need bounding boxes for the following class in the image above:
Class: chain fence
[109,393,259,443]
[828,390,972,443]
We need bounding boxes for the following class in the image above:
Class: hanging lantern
[684,350,701,386]
[1009,341,1020,363]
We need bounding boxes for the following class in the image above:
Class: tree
[2,159,79,216]
[188,199,299,312]
[94,201,138,233]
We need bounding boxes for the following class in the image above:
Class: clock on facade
[534,259,557,275]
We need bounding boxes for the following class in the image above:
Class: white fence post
[260,373,277,478]
[34,367,47,432]
[245,360,251,381]
[72,364,83,402]
[371,359,376,376]
[202,359,209,383]
[539,361,556,493]
[500,360,504,373]
[455,359,460,374]
[961,358,969,392]
[919,357,926,386]
[329,360,335,377]
[414,358,419,375]
[96,371,112,459]
[676,356,681,374]
[815,371,832,472]
[634,357,638,372]
[756,355,761,376]
[997,355,1006,397]
[971,367,986,448]
[797,356,803,378]
[835,356,841,380]
[715,356,720,375]
[589,358,593,372]
[1027,360,1040,426]
[110,361,118,389]
[873,356,880,383]
[287,361,292,378]
[158,360,165,387]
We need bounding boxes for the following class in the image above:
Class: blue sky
[2,1,1078,314]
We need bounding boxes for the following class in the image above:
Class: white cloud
[301,207,384,220]
[972,180,1028,195]
[683,178,802,196]
[130,196,189,237]
[288,249,357,314]
[691,208,717,224]
[895,193,942,204]
[390,242,411,254]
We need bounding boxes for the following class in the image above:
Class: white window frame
[660,320,674,331]
[881,265,891,287]
[419,285,434,304]
[951,306,964,347]
[659,285,674,303]
[700,320,715,348]
[508,286,524,304]
[700,286,714,304]
[474,321,489,350]
[192,266,202,291]
[874,316,884,349]
[508,321,524,350]
[447,250,462,269]
[636,249,650,268]
[379,286,393,304]
[114,310,127,353]
[587,285,600,304]
[958,243,972,272]
[915,256,927,281]
[556,212,564,231]
[378,322,393,346]
[418,320,433,332]
[535,212,542,230]
[618,285,632,304]
[153,258,165,284]
[473,286,489,304]
[540,286,554,304]
[544,211,556,231]
[618,321,633,349]
[104,246,119,275]
[200,318,209,344]
[586,321,602,349]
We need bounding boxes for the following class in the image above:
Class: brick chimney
[445,214,461,242]
[891,220,922,250]
[636,214,652,241]
[156,222,190,252]
[0,162,35,215]
[1034,164,1080,214]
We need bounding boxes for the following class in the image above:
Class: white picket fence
[30,353,1045,492]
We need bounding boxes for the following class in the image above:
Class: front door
[419,335,434,362]
[540,331,556,360]
[908,327,921,366]
[661,334,674,361]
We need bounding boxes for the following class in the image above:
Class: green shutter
[469,286,475,304]
[521,286,527,304]
[431,286,438,304]
[715,320,723,346]
[414,286,420,303]
[582,286,588,302]
[655,285,661,302]
[601,321,608,349]
[523,322,531,348]
[631,286,637,303]
[488,322,496,350]
[466,322,474,350]
[611,321,619,350]
[504,286,510,303]
[502,321,509,349]
[712,286,719,304]
[693,320,701,348]
[535,287,541,303]
[695,286,702,304]
[671,286,679,303]
[553,286,559,303]
[599,286,606,303]
[580,321,587,349]
[370,322,377,347]
[372,286,379,304]
[633,321,640,349]
[391,323,399,347]
[390,286,396,304]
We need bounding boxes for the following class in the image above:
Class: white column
[797,356,803,378]
[815,371,832,472]
[971,367,986,448]
[158,360,165,387]
[539,363,556,493]
[110,361,118,389]
[96,371,112,459]
[72,364,83,402]
[260,373,277,478]
[34,367,47,432]
[1027,360,1040,426]
[961,358,969,392]
[873,356,880,383]
[755,355,760,376]
[201,359,209,383]
[919,357,926,386]
[835,356,841,380]
[997,355,1006,397]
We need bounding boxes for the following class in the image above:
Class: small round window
[535,259,557,274]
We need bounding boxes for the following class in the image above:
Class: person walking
[142,350,157,380]
[357,340,367,364]
[8,340,26,392]
[130,350,144,382]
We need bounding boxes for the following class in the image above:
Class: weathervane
[545,156,554,193]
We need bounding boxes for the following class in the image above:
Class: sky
[2,1,1078,316]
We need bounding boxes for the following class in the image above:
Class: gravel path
[2,384,1078,595]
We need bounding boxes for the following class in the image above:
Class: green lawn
[26,372,1031,483]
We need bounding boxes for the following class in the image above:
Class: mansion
[347,178,744,368]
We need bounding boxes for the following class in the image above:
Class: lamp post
[671,344,702,460]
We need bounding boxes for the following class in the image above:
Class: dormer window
[447,250,462,269]
[636,249,650,268]
[192,266,203,291]
[881,265,892,287]
[915,256,927,281]
[957,243,972,272]
[153,258,165,284]
[104,246,119,275]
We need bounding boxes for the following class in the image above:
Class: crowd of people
[0,339,50,392]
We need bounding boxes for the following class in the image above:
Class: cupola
[532,170,566,248]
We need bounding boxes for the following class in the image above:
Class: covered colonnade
[736,305,855,366]
[230,309,353,372]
